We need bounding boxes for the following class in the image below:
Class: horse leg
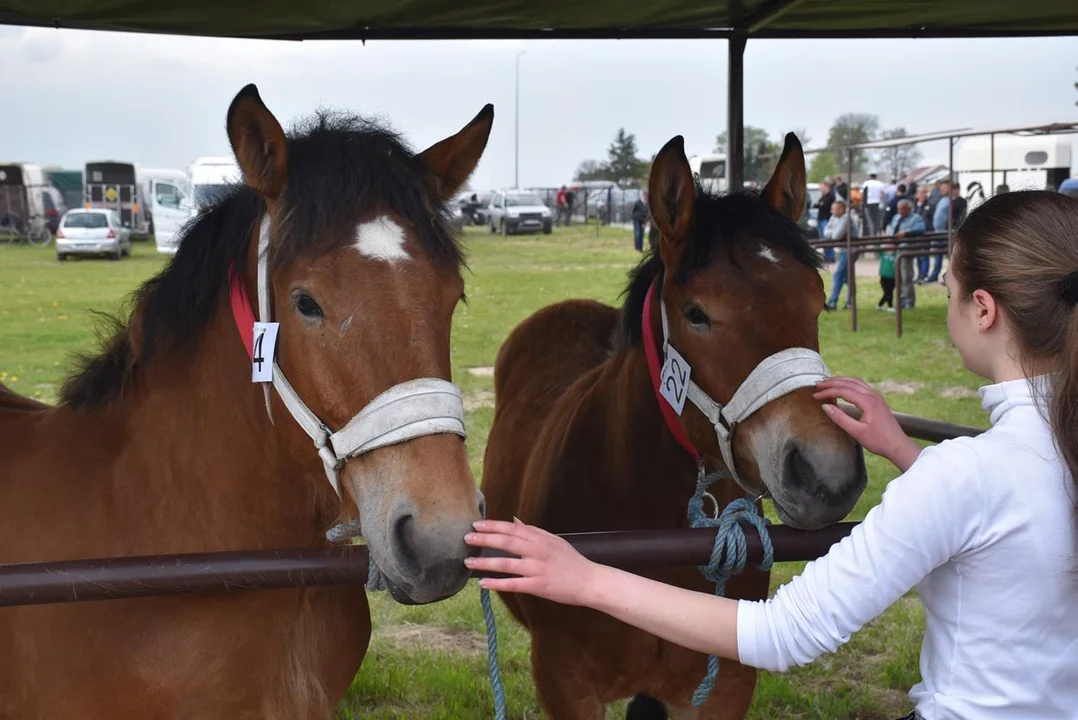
[530,634,605,720]
[666,661,758,720]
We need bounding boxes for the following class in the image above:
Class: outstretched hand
[814,376,923,472]
[464,519,599,607]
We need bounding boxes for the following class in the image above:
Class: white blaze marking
[353,217,410,262]
[757,245,779,264]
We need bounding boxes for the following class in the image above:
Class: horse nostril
[783,446,819,491]
[476,489,487,520]
[392,512,421,577]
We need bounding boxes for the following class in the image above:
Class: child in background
[878,245,897,311]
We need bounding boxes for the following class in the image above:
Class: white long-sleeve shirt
[737,378,1078,719]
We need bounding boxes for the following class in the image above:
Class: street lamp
[515,50,526,188]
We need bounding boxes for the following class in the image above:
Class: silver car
[56,209,132,261]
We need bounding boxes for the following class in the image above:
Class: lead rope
[325,520,507,720]
[686,464,775,707]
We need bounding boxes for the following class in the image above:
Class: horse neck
[111,298,338,551]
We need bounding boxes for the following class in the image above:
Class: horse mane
[60,110,464,410]
[616,184,822,348]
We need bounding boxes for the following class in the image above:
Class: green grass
[0,227,985,719]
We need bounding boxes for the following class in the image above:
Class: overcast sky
[1,26,1075,190]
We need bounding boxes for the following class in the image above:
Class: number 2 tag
[251,321,279,383]
[659,344,691,416]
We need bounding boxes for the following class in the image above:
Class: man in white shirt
[861,173,885,236]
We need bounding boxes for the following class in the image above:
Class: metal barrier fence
[0,406,984,608]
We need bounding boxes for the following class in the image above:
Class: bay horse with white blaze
[0,85,492,718]
[481,133,868,719]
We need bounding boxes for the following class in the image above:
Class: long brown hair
[949,190,1078,514]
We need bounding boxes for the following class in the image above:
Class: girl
[465,191,1078,720]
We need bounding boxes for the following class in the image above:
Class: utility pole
[515,50,526,188]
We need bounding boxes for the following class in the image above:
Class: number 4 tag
[251,322,279,383]
[659,344,692,416]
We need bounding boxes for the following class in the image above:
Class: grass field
[0,226,986,719]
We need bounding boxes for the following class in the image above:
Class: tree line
[572,114,923,188]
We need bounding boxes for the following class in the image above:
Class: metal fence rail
[0,407,985,607]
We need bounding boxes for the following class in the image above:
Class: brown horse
[481,134,868,718]
[0,85,492,719]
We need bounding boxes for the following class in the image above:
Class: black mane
[617,184,821,347]
[60,111,463,409]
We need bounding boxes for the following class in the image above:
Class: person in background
[833,174,849,202]
[823,198,858,311]
[877,243,897,312]
[883,183,909,230]
[555,186,568,226]
[861,173,885,236]
[913,185,935,286]
[630,192,649,253]
[465,190,1078,720]
[927,180,953,284]
[563,187,575,227]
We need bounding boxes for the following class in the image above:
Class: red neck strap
[229,265,257,360]
[641,280,702,464]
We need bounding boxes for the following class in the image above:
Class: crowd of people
[815,173,970,312]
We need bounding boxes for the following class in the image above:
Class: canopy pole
[727,32,747,193]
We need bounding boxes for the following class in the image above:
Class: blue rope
[480,586,508,720]
[686,468,774,707]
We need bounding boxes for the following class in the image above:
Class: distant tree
[807,152,840,183]
[606,128,650,187]
[877,127,923,180]
[714,126,782,185]
[574,159,610,182]
[814,113,881,176]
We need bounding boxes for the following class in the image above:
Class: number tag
[251,322,279,383]
[659,344,691,416]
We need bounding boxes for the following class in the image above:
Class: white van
[140,168,194,254]
[689,154,728,195]
[956,135,1074,209]
[189,156,242,211]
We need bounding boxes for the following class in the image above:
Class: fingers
[464,530,533,557]
[822,403,864,435]
[477,577,537,594]
[464,555,527,575]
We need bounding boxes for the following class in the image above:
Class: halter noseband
[641,278,830,498]
[229,214,467,497]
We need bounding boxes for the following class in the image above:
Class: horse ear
[226,84,289,200]
[648,136,695,250]
[419,104,495,203]
[761,132,807,222]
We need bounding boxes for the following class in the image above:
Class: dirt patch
[939,386,978,400]
[877,380,924,396]
[464,390,495,412]
[372,622,486,656]
[467,366,495,378]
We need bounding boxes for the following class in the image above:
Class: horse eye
[684,305,711,328]
[294,292,323,318]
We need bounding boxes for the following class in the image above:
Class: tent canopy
[3,0,1078,40]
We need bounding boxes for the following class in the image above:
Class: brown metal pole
[895,248,904,338]
[839,401,983,442]
[847,149,857,331]
[0,523,860,609]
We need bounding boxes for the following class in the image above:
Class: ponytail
[949,191,1078,531]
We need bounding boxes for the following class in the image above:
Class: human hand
[464,519,600,606]
[813,376,922,471]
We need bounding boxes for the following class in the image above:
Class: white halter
[657,295,831,494]
[251,214,466,497]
